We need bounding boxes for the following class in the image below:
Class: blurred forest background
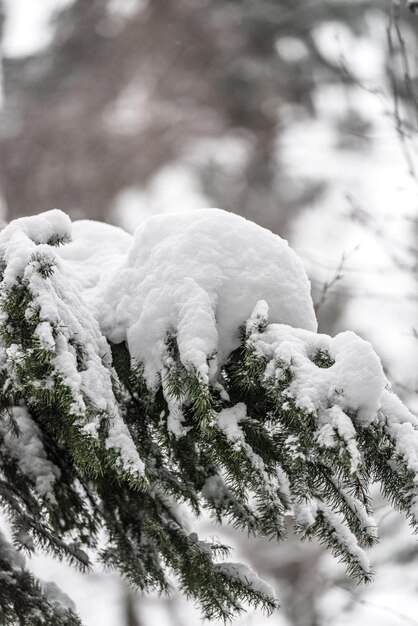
[1,1,418,625]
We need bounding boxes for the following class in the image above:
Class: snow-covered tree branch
[1,208,418,624]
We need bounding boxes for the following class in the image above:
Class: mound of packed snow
[89,209,317,387]
[57,219,132,300]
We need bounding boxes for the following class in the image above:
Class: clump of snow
[245,299,269,335]
[293,500,317,528]
[250,319,385,426]
[57,219,132,306]
[217,403,248,445]
[96,209,316,388]
[2,209,71,248]
[380,389,418,476]
[217,403,265,472]
[315,405,362,474]
[0,407,60,499]
[216,562,276,603]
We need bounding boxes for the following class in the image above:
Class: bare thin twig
[387,1,418,177]
[314,246,359,312]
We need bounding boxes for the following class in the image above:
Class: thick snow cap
[98,209,317,387]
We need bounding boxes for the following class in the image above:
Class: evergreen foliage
[1,210,418,624]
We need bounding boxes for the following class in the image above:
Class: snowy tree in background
[2,208,418,625]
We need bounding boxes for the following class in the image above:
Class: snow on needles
[216,562,276,604]
[0,210,144,477]
[251,323,385,427]
[3,207,418,488]
[0,407,61,499]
